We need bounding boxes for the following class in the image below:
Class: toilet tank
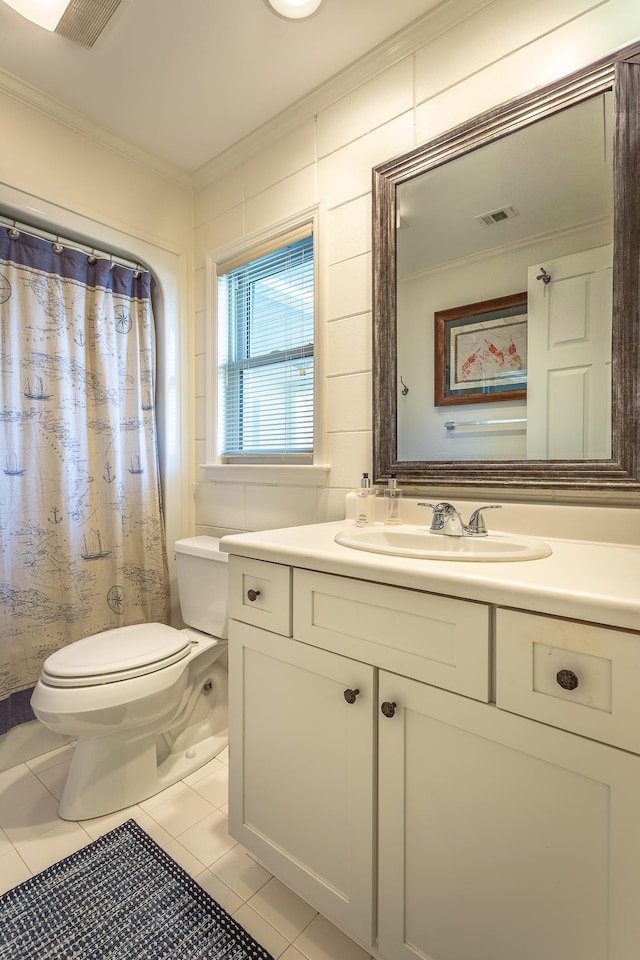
[174,536,229,639]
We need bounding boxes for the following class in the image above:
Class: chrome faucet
[417,502,501,537]
[466,504,502,535]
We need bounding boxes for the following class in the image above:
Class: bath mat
[0,819,274,960]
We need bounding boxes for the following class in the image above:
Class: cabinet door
[228,620,376,947]
[378,673,640,960]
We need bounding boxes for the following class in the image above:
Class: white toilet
[31,536,229,821]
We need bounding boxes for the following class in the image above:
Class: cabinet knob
[381,701,397,718]
[556,668,579,691]
[343,688,360,704]
[247,589,261,602]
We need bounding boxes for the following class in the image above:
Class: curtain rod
[0,213,145,274]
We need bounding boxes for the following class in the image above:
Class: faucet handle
[417,502,458,533]
[417,502,439,530]
[467,504,502,535]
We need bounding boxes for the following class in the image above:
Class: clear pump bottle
[384,474,402,525]
[355,472,373,527]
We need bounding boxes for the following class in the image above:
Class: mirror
[373,46,640,493]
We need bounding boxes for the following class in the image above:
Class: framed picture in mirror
[434,291,527,406]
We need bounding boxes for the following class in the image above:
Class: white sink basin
[334,524,552,561]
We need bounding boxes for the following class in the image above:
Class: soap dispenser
[355,472,373,527]
[384,474,402,525]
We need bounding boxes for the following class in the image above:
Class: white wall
[192,0,640,536]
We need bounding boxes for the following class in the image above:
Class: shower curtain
[0,227,170,735]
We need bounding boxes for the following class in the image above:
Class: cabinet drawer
[294,569,490,701]
[228,556,292,636]
[496,608,640,753]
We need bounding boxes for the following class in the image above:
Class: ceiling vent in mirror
[55,0,122,47]
[474,205,520,227]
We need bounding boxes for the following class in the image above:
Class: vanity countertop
[220,520,640,632]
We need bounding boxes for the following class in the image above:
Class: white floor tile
[0,766,54,825]
[176,808,237,867]
[281,947,309,960]
[145,783,216,837]
[25,743,75,775]
[183,756,226,786]
[16,819,92,874]
[248,876,317,942]
[0,825,12,857]
[32,757,72,800]
[138,780,185,812]
[193,868,244,915]
[188,763,229,808]
[292,914,371,960]
[79,804,144,840]
[0,762,29,791]
[163,838,209,876]
[232,903,290,959]
[0,848,32,894]
[1,788,61,846]
[209,844,272,900]
[131,811,174,849]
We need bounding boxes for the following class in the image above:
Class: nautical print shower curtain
[0,227,170,734]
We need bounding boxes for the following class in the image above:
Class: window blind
[217,228,314,461]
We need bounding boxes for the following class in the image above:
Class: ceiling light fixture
[264,0,326,21]
[2,0,69,30]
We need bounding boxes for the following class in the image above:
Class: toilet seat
[41,623,192,688]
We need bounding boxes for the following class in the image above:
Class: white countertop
[220,520,640,632]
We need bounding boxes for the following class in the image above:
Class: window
[216,223,315,463]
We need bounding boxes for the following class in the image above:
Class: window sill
[200,463,331,486]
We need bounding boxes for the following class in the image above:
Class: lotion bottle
[355,472,373,527]
[384,474,402,525]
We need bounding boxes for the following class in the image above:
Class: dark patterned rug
[0,819,274,959]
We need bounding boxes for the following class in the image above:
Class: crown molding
[192,0,495,190]
[0,65,191,189]
[0,0,493,192]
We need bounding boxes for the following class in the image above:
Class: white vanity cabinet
[227,553,640,960]
[228,619,376,945]
[377,672,640,960]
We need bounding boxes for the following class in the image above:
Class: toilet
[31,536,229,821]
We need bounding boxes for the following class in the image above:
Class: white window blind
[217,226,314,461]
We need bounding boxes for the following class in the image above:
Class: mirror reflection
[396,92,614,462]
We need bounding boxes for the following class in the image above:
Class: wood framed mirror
[372,44,640,494]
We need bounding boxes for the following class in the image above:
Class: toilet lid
[41,623,192,687]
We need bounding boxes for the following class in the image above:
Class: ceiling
[397,92,614,278]
[0,0,445,174]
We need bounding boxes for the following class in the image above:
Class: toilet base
[58,727,229,821]
[54,651,229,821]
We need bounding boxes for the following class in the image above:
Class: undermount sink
[334,524,552,562]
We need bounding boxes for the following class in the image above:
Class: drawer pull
[246,589,261,602]
[381,701,397,718]
[343,688,360,704]
[556,668,579,691]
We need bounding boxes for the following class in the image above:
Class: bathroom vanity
[221,516,640,960]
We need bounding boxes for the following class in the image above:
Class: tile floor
[0,743,375,960]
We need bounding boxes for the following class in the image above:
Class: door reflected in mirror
[396,92,613,462]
